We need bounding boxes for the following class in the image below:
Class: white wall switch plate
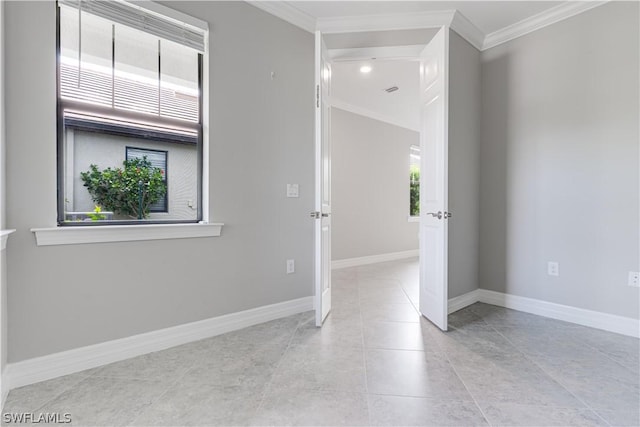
[628,271,639,287]
[286,184,299,198]
[547,262,559,277]
[286,259,295,274]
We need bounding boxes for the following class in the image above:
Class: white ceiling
[287,1,563,35]
[331,60,420,131]
[280,1,599,132]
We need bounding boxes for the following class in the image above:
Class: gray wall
[5,1,314,362]
[447,30,481,299]
[331,108,419,261]
[479,1,640,318]
[0,0,5,232]
[0,0,8,394]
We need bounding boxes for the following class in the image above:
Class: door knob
[310,211,329,219]
[427,211,443,219]
[444,211,452,219]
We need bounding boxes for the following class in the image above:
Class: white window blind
[59,2,201,123]
[58,0,206,52]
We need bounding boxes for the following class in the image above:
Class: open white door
[418,27,449,331]
[314,31,332,326]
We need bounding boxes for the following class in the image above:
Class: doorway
[314,27,451,330]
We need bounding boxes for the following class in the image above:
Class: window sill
[407,216,420,223]
[31,223,223,247]
[1,230,16,251]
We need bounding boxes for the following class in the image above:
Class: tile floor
[3,258,639,426]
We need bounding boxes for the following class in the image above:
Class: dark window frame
[56,4,204,226]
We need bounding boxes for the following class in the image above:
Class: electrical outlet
[547,262,559,277]
[628,272,640,288]
[286,259,295,274]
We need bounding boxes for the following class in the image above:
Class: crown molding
[449,10,484,51]
[247,1,316,33]
[316,10,454,34]
[482,1,609,50]
[248,1,610,52]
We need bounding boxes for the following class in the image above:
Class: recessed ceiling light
[360,65,372,74]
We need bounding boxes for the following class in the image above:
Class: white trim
[247,1,316,33]
[127,0,209,32]
[478,289,639,338]
[329,45,425,62]
[1,369,6,411]
[332,249,418,270]
[446,288,639,338]
[201,23,211,224]
[0,230,15,251]
[482,1,609,50]
[448,289,480,314]
[449,11,484,51]
[332,101,419,133]
[31,223,223,246]
[407,216,419,223]
[5,296,313,390]
[317,10,455,34]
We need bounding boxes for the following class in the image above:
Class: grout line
[488,324,613,427]
[127,370,192,425]
[437,341,494,427]
[571,334,640,377]
[127,343,215,425]
[252,311,307,417]
[398,276,421,316]
[354,266,373,427]
[19,371,95,414]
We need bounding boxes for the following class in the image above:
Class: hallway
[2,258,638,426]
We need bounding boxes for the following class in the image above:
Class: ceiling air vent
[384,86,399,93]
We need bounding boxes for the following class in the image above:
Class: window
[57,0,206,225]
[409,145,420,217]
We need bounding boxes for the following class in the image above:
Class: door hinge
[316,85,320,108]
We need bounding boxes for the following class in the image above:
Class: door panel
[315,31,332,326]
[419,27,449,331]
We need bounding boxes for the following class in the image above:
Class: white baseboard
[6,296,313,391]
[478,289,639,338]
[332,250,419,270]
[448,289,481,314]
[1,368,6,411]
[447,288,639,338]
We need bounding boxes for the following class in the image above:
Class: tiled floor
[3,258,639,426]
